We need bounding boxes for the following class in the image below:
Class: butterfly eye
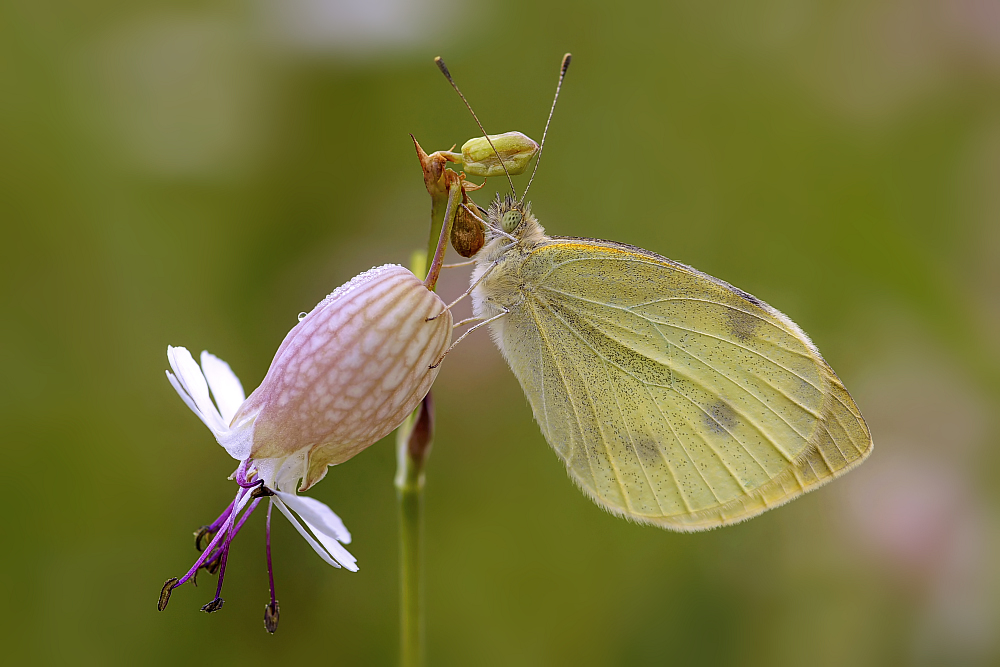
[501,210,523,233]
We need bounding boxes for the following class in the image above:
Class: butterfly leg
[442,259,477,269]
[429,307,509,369]
[440,207,515,268]
[427,243,517,321]
[460,204,518,242]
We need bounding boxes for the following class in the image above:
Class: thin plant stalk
[395,151,462,667]
[395,395,433,667]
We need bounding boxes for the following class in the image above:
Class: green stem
[395,163,457,667]
[423,179,463,291]
[395,436,425,667]
[395,394,433,667]
[425,191,448,276]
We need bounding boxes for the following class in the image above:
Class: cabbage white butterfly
[435,55,872,531]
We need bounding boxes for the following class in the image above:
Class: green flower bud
[460,131,539,178]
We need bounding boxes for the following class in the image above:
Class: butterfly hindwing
[496,238,872,531]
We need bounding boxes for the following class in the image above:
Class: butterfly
[464,195,872,531]
[432,54,873,531]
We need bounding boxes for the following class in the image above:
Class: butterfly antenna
[521,53,571,203]
[435,56,516,196]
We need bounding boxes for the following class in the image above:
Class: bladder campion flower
[157,264,452,632]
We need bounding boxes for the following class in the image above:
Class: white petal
[274,491,352,544]
[271,497,346,569]
[200,351,246,425]
[167,367,249,461]
[270,451,308,493]
[253,457,282,490]
[165,370,214,431]
[166,346,226,434]
[253,452,306,493]
[301,516,358,571]
[217,422,254,461]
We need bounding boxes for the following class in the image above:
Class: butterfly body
[471,196,872,531]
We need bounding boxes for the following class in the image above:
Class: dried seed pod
[450,188,485,257]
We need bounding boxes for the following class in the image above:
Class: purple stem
[235,459,250,485]
[235,459,264,489]
[175,488,247,587]
[212,541,231,601]
[205,500,234,533]
[265,501,276,605]
[201,497,262,570]
[230,498,261,538]
[207,496,263,603]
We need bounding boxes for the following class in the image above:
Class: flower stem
[396,467,423,667]
[395,395,433,667]
[395,135,463,667]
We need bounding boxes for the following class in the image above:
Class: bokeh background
[4,0,1000,665]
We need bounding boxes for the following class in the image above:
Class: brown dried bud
[204,557,222,576]
[264,600,280,634]
[250,485,275,499]
[157,577,179,611]
[201,598,225,613]
[193,526,215,552]
[451,191,485,257]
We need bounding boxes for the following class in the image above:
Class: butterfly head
[487,193,543,242]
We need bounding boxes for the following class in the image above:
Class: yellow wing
[496,238,872,531]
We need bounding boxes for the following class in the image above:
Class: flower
[157,264,452,632]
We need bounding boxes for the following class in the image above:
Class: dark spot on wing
[704,400,738,435]
[729,286,763,307]
[726,306,760,342]
[633,437,662,465]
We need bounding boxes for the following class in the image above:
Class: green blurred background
[4,0,1000,665]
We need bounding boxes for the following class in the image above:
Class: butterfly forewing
[497,239,872,531]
